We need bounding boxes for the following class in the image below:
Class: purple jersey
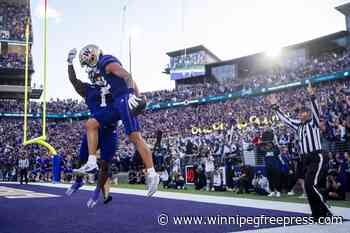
[84,83,113,115]
[97,55,130,98]
[84,83,118,128]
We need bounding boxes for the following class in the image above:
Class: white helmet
[79,44,101,67]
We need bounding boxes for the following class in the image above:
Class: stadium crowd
[0,22,349,198]
[0,52,33,70]
[145,49,350,103]
[0,47,349,113]
[1,48,349,113]
[0,2,31,41]
[0,98,87,114]
[0,78,349,200]
[0,2,33,70]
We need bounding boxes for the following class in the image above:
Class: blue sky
[30,0,350,100]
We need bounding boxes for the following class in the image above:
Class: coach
[266,83,332,221]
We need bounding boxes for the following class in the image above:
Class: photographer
[252,170,270,195]
[234,165,252,194]
[326,170,346,200]
[194,164,206,190]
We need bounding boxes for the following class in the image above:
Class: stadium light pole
[120,0,132,63]
[181,0,186,58]
[128,26,140,75]
[129,33,132,74]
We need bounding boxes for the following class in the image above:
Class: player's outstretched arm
[67,48,86,97]
[105,61,147,115]
[105,62,140,96]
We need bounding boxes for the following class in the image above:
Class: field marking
[0,185,60,198]
[10,182,347,220]
[1,182,349,233]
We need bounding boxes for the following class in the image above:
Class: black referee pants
[303,152,331,220]
[20,168,28,184]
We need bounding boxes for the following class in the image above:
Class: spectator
[326,170,346,200]
[252,170,270,195]
[194,164,206,190]
[213,167,226,191]
[204,153,215,192]
[258,130,282,197]
[235,165,252,194]
[159,167,170,188]
[0,47,350,197]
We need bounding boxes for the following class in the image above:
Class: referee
[18,154,29,184]
[266,83,332,221]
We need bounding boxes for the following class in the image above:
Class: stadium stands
[0,77,349,197]
[0,2,348,197]
[0,1,32,41]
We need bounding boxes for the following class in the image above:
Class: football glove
[128,94,147,116]
[67,48,77,65]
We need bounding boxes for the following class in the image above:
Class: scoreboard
[166,45,221,81]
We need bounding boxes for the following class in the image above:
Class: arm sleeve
[99,55,122,73]
[99,55,135,89]
[68,65,86,98]
[272,105,300,131]
[310,95,320,127]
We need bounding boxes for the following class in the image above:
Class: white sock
[87,155,97,164]
[147,167,156,176]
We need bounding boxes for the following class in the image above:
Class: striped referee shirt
[272,95,322,155]
[18,158,29,169]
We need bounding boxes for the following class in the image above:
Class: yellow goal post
[22,0,57,155]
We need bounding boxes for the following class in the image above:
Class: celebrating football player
[66,48,117,205]
[73,45,159,197]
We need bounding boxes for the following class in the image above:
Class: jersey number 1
[100,85,111,107]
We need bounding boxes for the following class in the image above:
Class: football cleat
[66,180,85,196]
[103,195,113,204]
[87,188,100,208]
[87,198,98,208]
[268,191,276,197]
[73,162,98,175]
[287,191,295,196]
[146,173,160,197]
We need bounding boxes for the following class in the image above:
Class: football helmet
[79,44,101,67]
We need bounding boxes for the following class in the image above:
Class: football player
[75,45,159,197]
[65,48,117,205]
